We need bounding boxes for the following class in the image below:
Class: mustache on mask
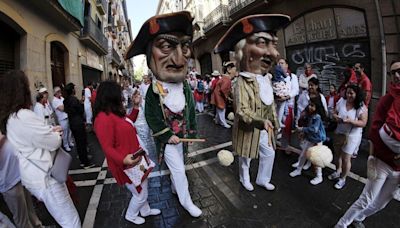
[167,64,184,69]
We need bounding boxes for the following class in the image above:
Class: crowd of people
[0,11,399,228]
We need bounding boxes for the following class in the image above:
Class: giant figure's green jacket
[145,80,197,157]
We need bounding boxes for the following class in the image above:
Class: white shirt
[33,102,47,122]
[0,139,20,193]
[51,96,68,121]
[7,109,61,188]
[255,73,274,106]
[162,82,185,113]
[139,83,150,98]
[297,91,328,115]
[299,73,317,90]
[335,98,366,137]
[84,88,92,107]
[286,73,299,107]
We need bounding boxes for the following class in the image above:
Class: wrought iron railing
[81,16,108,52]
[203,5,229,33]
[96,0,107,15]
[228,0,257,16]
[112,48,121,64]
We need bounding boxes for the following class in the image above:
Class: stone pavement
[1,113,400,228]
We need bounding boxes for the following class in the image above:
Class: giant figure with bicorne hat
[214,14,290,191]
[125,11,202,217]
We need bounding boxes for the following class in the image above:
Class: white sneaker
[141,209,161,217]
[310,176,323,185]
[328,172,340,180]
[302,160,312,170]
[125,215,145,225]
[223,124,231,129]
[240,179,254,191]
[289,169,302,177]
[185,204,202,217]
[393,188,400,202]
[291,161,299,168]
[334,178,346,189]
[256,182,275,191]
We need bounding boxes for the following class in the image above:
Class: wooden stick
[179,138,206,142]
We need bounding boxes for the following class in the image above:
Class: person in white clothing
[84,82,93,125]
[335,59,400,228]
[277,58,299,153]
[0,70,81,228]
[214,14,289,192]
[33,93,51,125]
[293,77,328,170]
[139,75,151,98]
[329,84,368,190]
[52,86,73,152]
[38,87,56,126]
[125,12,202,218]
[0,134,43,228]
[298,63,317,91]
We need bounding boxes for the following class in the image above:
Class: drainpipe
[374,0,387,95]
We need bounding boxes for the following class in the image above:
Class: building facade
[0,0,134,99]
[157,0,400,109]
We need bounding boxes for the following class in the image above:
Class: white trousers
[164,143,194,209]
[27,182,81,228]
[335,158,400,228]
[0,211,15,228]
[196,101,204,112]
[216,108,229,127]
[276,100,287,128]
[125,179,151,218]
[59,118,72,148]
[239,130,275,184]
[84,103,92,124]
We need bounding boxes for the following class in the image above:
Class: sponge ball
[227,112,235,121]
[305,145,333,168]
[217,150,234,166]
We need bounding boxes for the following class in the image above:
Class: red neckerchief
[305,69,314,77]
[389,83,400,98]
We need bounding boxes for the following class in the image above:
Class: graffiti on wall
[286,40,370,94]
[284,7,370,95]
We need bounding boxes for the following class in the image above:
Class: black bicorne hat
[214,14,290,54]
[125,11,193,59]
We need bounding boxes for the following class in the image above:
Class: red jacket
[94,109,140,185]
[369,94,400,171]
[358,73,372,106]
[325,93,340,109]
[211,76,231,109]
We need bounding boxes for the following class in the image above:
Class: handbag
[49,148,72,183]
[123,153,155,192]
[21,147,72,183]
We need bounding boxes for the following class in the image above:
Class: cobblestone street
[3,113,397,228]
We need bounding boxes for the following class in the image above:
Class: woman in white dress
[328,84,368,189]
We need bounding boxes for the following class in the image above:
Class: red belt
[383,123,397,140]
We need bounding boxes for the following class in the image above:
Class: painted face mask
[149,34,192,83]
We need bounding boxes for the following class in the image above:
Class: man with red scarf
[335,59,400,228]
[298,63,317,91]
[354,63,372,107]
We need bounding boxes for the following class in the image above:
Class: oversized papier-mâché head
[125,11,193,83]
[214,14,290,75]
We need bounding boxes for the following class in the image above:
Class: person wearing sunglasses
[335,59,400,228]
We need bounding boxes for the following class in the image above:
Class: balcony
[228,0,258,16]
[96,0,107,15]
[80,17,108,55]
[21,0,82,32]
[203,5,230,33]
[111,48,121,65]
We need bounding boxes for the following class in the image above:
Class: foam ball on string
[227,112,235,121]
[305,145,333,168]
[217,149,234,166]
